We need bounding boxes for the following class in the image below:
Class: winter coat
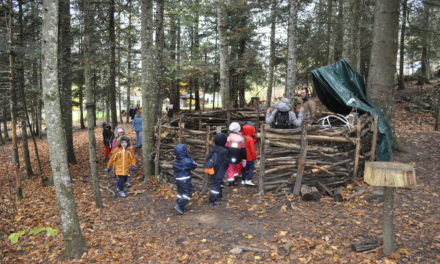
[209,133,230,174]
[226,132,246,164]
[132,115,142,132]
[173,144,197,179]
[103,127,114,146]
[107,147,136,176]
[242,125,257,161]
[265,101,303,127]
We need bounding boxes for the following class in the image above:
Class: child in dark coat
[205,133,230,205]
[102,123,114,160]
[173,144,198,214]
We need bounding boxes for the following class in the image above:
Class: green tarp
[311,59,392,161]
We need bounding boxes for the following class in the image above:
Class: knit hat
[117,127,124,134]
[117,136,131,147]
[229,122,241,133]
[214,133,227,147]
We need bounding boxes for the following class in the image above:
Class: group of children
[173,121,257,215]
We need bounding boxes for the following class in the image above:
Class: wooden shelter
[154,108,378,195]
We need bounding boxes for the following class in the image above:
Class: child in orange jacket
[106,136,136,197]
[241,124,257,186]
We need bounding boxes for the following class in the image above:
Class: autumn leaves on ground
[1,82,440,264]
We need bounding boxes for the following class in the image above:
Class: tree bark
[17,0,34,177]
[284,0,298,103]
[217,0,230,110]
[350,0,361,71]
[154,0,165,121]
[109,0,118,129]
[126,1,132,124]
[366,0,400,122]
[420,1,431,83]
[7,0,22,200]
[83,0,103,208]
[42,0,88,258]
[333,0,344,62]
[397,0,407,90]
[267,0,277,107]
[326,0,334,65]
[192,10,201,111]
[59,0,77,164]
[2,108,8,140]
[141,0,155,181]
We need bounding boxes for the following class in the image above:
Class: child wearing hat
[173,144,198,214]
[106,136,136,197]
[225,122,246,187]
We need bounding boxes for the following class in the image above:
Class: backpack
[203,151,218,175]
[272,110,291,129]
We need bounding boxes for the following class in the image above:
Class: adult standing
[266,98,304,128]
[132,111,142,148]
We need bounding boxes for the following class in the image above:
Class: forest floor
[1,80,439,263]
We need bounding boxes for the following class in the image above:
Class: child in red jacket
[241,124,257,186]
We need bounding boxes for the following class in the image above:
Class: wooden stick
[293,119,308,195]
[258,124,266,196]
[201,126,211,194]
[263,133,355,143]
[155,125,161,177]
[353,114,361,179]
[370,115,378,161]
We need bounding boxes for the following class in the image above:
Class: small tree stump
[364,162,416,255]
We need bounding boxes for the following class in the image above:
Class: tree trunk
[42,0,88,258]
[141,0,155,181]
[350,0,361,71]
[17,0,34,177]
[154,0,165,121]
[59,0,77,164]
[7,0,22,200]
[0,115,3,145]
[2,108,8,140]
[326,0,334,65]
[193,10,201,111]
[169,6,179,113]
[420,0,431,83]
[126,2,132,124]
[83,0,103,209]
[284,0,298,103]
[79,83,85,129]
[397,0,407,90]
[366,0,400,123]
[333,0,344,62]
[217,1,230,110]
[267,0,277,107]
[383,186,396,254]
[109,0,118,129]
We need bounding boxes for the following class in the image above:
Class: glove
[242,160,247,167]
[106,168,112,173]
[130,165,136,172]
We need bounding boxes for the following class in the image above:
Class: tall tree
[141,0,155,180]
[59,0,77,164]
[217,1,230,109]
[398,0,408,90]
[17,0,34,177]
[169,3,180,113]
[7,0,22,199]
[350,0,362,70]
[109,0,118,129]
[333,0,344,62]
[420,0,431,83]
[41,0,87,258]
[125,0,133,124]
[367,0,399,126]
[266,0,277,107]
[154,0,165,119]
[284,0,299,102]
[83,0,103,208]
[326,0,334,65]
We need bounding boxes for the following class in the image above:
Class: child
[241,124,257,186]
[131,112,142,148]
[106,136,136,197]
[204,133,229,205]
[225,122,246,187]
[173,144,197,214]
[102,123,114,161]
[111,127,134,186]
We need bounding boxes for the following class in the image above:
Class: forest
[1,0,439,263]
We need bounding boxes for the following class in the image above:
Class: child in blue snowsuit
[207,133,230,205]
[173,144,197,214]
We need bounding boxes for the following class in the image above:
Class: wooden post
[154,124,161,177]
[198,109,202,130]
[293,119,308,196]
[364,161,416,255]
[201,126,211,194]
[258,124,266,196]
[353,114,361,179]
[370,115,379,161]
[226,109,231,127]
[256,107,260,129]
[383,186,395,254]
[178,116,184,144]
